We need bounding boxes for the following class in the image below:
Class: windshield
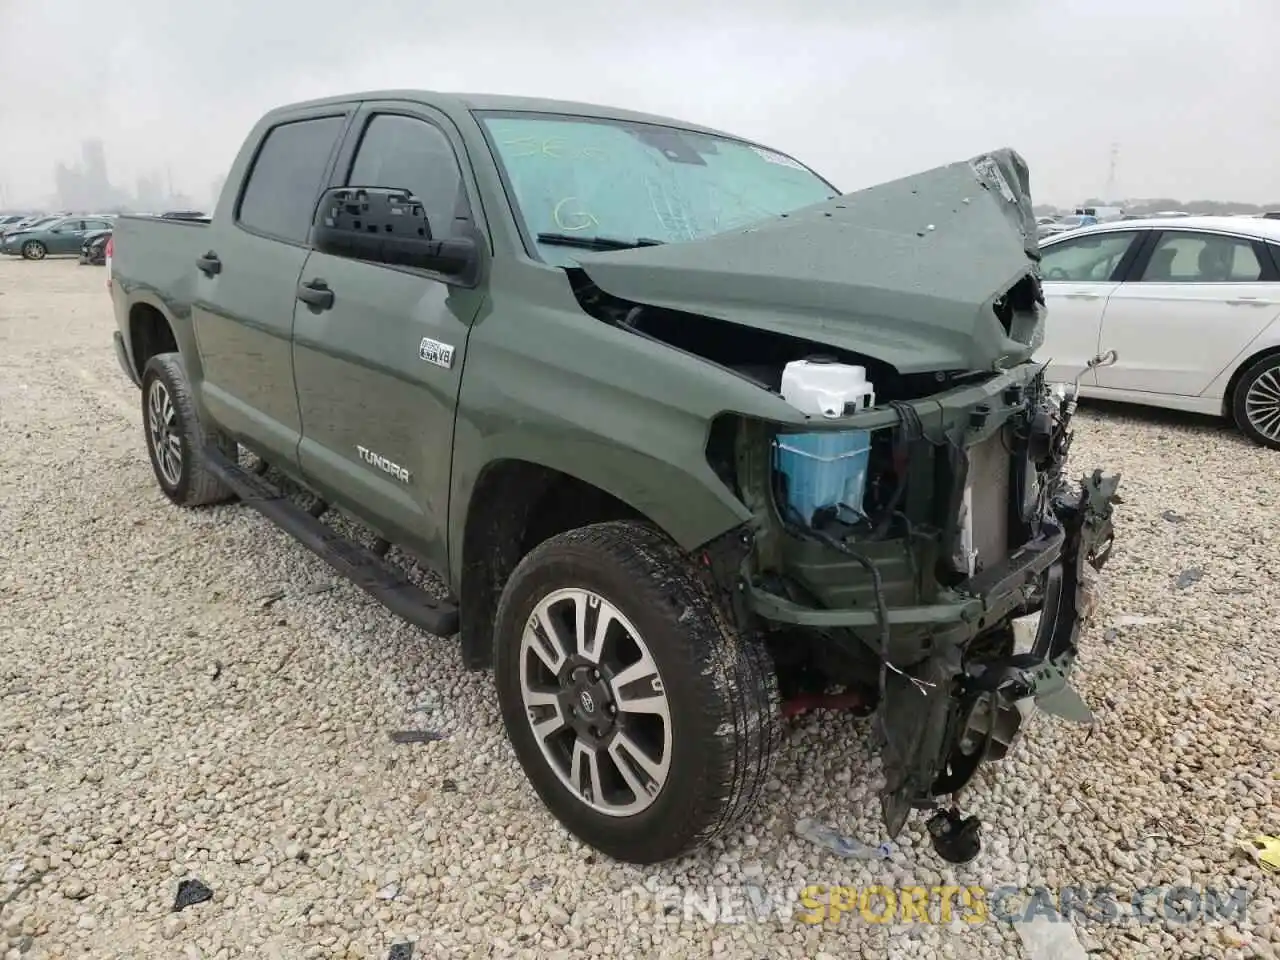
[18,217,55,231]
[477,112,838,264]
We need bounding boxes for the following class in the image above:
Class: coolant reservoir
[774,358,877,527]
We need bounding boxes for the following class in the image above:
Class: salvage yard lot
[1,257,1277,959]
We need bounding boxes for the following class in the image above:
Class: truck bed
[110,214,209,311]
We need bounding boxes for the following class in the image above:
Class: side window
[84,220,111,231]
[346,114,469,239]
[238,115,346,244]
[1039,231,1137,282]
[56,220,83,232]
[1138,232,1263,282]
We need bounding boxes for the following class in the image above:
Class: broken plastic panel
[172,878,214,912]
[794,817,892,860]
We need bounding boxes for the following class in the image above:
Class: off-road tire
[141,352,236,506]
[21,240,46,260]
[494,520,780,864]
[1231,353,1280,451]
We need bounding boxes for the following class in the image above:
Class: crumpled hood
[575,148,1046,375]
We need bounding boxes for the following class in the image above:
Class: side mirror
[311,186,478,284]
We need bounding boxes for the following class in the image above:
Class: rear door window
[237,116,346,244]
[1138,231,1263,282]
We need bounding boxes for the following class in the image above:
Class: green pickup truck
[109,90,1120,865]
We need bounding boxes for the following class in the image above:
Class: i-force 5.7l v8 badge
[419,337,455,369]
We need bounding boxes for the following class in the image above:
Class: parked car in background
[1039,213,1094,238]
[0,214,32,234]
[1074,205,1124,223]
[0,214,51,238]
[80,228,112,265]
[1035,216,1280,449]
[1,214,115,259]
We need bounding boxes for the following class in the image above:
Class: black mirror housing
[311,186,479,285]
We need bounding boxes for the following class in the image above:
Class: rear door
[192,106,354,467]
[1094,229,1280,396]
[1036,229,1145,385]
[291,102,489,569]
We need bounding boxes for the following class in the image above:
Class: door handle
[1226,297,1269,306]
[1063,293,1101,300]
[196,251,221,277]
[296,279,334,310]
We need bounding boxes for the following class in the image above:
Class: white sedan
[1035,216,1280,449]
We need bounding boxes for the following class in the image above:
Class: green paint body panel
[107,88,1049,631]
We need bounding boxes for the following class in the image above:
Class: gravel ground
[1,256,1277,960]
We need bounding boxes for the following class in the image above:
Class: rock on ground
[1,258,1277,959]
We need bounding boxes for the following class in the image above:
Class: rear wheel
[141,353,236,506]
[494,520,779,864]
[21,240,45,260]
[1232,354,1280,451]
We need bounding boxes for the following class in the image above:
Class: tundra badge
[356,445,411,484]
[418,337,455,369]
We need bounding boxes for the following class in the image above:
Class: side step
[204,446,460,638]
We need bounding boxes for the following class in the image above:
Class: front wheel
[140,353,236,506]
[494,520,780,864]
[21,240,46,260]
[1232,354,1280,451]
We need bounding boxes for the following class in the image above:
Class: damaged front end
[568,146,1122,859]
[724,362,1120,861]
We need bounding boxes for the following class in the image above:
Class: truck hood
[575,148,1046,375]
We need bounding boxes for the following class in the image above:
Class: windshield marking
[552,197,599,232]
[480,113,836,261]
[502,136,609,161]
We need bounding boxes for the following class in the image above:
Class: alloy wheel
[147,378,183,486]
[1244,366,1280,444]
[519,587,672,817]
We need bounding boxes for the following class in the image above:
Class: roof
[1042,215,1280,244]
[264,90,741,140]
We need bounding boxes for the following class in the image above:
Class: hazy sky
[2,0,1278,208]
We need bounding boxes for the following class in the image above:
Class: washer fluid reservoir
[773,358,876,527]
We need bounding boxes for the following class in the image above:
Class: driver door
[1036,229,1145,385]
[48,219,87,254]
[291,104,488,571]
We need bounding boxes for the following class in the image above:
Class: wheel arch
[127,300,179,381]
[123,295,204,387]
[454,454,748,671]
[1222,343,1280,418]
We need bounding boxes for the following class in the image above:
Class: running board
[203,446,460,638]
